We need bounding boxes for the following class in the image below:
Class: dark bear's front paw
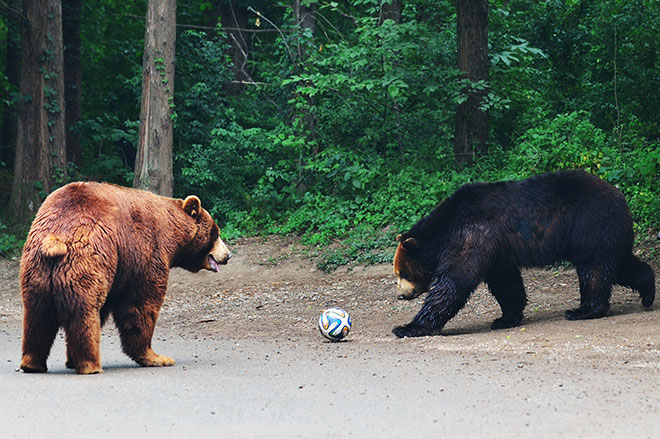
[491,314,523,330]
[565,304,608,320]
[392,324,436,338]
[641,290,654,308]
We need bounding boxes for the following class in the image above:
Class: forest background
[1,0,659,270]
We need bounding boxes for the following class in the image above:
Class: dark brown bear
[392,170,655,338]
[19,182,232,374]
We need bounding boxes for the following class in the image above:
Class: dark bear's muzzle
[397,289,423,300]
[396,277,425,300]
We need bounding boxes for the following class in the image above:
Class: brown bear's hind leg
[64,312,103,374]
[113,299,174,367]
[65,304,112,370]
[20,294,59,373]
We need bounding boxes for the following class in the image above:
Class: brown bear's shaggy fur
[19,182,232,374]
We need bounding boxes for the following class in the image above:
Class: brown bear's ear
[395,234,402,242]
[401,237,417,250]
[182,195,201,218]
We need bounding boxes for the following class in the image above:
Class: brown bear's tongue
[208,255,220,272]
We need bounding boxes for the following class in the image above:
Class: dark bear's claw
[392,324,436,338]
[565,305,608,321]
[491,314,523,330]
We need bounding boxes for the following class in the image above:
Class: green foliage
[508,111,613,176]
[497,111,660,233]
[192,0,659,267]
[76,114,136,184]
[3,0,659,266]
[0,220,24,257]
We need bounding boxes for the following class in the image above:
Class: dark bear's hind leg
[486,263,527,330]
[566,264,612,320]
[393,275,477,338]
[616,254,655,308]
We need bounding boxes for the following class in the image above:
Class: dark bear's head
[393,234,433,300]
[178,195,232,272]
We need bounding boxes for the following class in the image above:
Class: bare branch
[0,0,28,25]
[247,6,296,65]
[109,13,291,33]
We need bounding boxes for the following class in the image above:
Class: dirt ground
[2,235,660,366]
[2,236,660,437]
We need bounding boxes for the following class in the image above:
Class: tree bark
[1,17,20,170]
[454,0,489,165]
[380,0,402,25]
[10,0,68,224]
[294,0,315,61]
[380,0,404,159]
[293,0,318,151]
[63,0,82,170]
[133,0,177,196]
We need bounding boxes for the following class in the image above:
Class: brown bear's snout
[205,238,232,272]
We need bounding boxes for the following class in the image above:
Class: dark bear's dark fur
[392,170,655,338]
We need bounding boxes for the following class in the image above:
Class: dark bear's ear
[183,195,201,218]
[401,237,417,251]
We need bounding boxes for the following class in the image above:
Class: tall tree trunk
[63,0,82,171]
[134,0,177,196]
[381,0,402,24]
[10,0,68,224]
[454,0,489,165]
[294,0,315,61]
[293,0,318,151]
[380,0,404,159]
[1,17,20,171]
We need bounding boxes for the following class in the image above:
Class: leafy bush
[508,111,614,176]
[0,220,24,257]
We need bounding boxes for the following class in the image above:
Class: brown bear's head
[393,234,432,300]
[179,195,232,273]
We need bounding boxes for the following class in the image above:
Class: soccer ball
[318,307,352,341]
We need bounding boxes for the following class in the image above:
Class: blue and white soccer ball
[318,307,352,341]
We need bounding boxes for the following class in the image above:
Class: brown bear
[392,170,655,338]
[19,182,232,374]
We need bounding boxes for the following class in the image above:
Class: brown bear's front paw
[392,324,436,338]
[137,351,175,367]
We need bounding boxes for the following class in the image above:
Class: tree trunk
[1,17,20,171]
[10,0,68,224]
[380,0,404,159]
[294,0,315,61]
[380,0,402,25]
[63,0,82,171]
[293,0,318,151]
[454,0,489,165]
[133,0,177,196]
